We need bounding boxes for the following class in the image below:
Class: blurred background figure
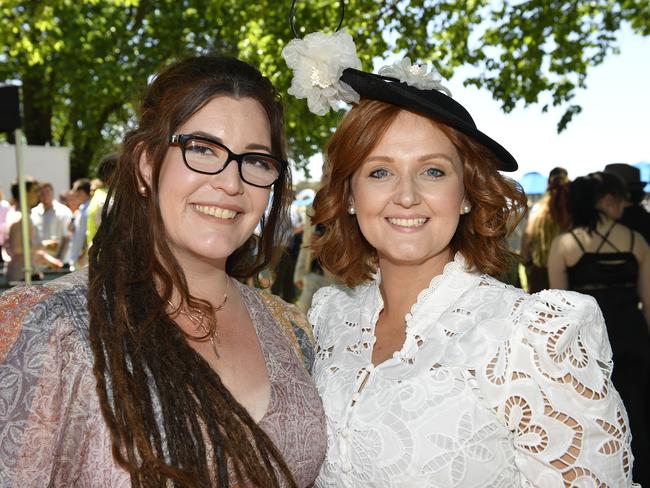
[520,167,571,292]
[62,188,80,213]
[2,178,42,282]
[0,190,9,270]
[604,162,650,468]
[86,153,118,246]
[548,171,650,486]
[271,188,311,302]
[294,216,334,313]
[30,182,73,261]
[605,163,650,243]
[66,178,91,270]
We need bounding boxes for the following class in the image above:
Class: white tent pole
[14,128,32,284]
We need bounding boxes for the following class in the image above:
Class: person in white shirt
[283,29,639,487]
[66,178,91,269]
[0,191,10,267]
[3,179,42,281]
[30,182,73,259]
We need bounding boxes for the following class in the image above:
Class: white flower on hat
[378,57,452,97]
[282,29,362,116]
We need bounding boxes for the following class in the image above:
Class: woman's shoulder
[455,280,613,396]
[254,285,310,330]
[522,287,604,330]
[307,282,367,324]
[248,284,316,372]
[455,275,607,351]
[625,224,650,257]
[515,288,612,372]
[473,276,604,335]
[0,269,91,363]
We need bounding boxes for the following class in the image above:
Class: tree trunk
[22,65,53,145]
[69,101,123,181]
[70,138,95,182]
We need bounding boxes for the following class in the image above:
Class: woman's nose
[393,175,420,208]
[209,159,245,195]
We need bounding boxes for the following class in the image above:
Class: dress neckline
[372,253,469,320]
[365,253,474,369]
[234,282,275,424]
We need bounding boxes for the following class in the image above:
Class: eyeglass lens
[184,138,281,187]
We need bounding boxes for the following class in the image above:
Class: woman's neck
[595,214,616,231]
[377,253,452,316]
[172,253,231,306]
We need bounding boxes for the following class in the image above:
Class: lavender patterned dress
[0,270,326,487]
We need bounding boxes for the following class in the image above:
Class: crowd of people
[0,25,648,488]
[0,154,117,284]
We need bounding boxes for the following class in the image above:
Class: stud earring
[348,205,356,215]
[139,185,147,196]
[461,204,471,215]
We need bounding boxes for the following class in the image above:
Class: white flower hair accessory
[378,57,452,97]
[281,29,362,116]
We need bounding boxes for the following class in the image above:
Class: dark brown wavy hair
[569,171,627,232]
[88,56,295,487]
[311,99,527,287]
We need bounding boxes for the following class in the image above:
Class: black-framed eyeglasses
[169,134,286,188]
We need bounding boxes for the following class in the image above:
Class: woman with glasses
[0,56,326,487]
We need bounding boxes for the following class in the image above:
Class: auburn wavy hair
[529,170,571,268]
[88,56,294,487]
[311,99,527,287]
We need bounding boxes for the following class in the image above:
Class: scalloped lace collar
[368,252,474,325]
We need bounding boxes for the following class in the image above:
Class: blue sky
[297,25,649,184]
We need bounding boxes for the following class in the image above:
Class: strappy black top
[567,222,638,294]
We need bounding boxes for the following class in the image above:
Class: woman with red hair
[283,29,638,487]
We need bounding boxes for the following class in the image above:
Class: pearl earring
[461,204,471,215]
[348,205,356,215]
[139,185,147,196]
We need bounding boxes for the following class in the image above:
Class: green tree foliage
[1,0,647,179]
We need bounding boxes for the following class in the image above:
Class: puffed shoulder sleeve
[0,282,103,487]
[476,289,637,487]
[307,285,339,337]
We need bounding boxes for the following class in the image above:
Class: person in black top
[605,163,650,243]
[548,171,650,486]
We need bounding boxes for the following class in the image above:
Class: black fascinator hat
[339,68,518,172]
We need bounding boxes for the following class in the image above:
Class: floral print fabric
[0,270,326,487]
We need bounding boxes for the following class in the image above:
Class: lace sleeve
[477,289,638,487]
[306,285,339,336]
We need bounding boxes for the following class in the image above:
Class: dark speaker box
[0,85,21,132]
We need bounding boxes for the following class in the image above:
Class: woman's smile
[385,216,429,229]
[191,203,239,220]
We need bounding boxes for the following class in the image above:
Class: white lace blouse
[309,255,638,487]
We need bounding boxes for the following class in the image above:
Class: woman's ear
[138,146,153,194]
[347,193,356,215]
[460,192,472,215]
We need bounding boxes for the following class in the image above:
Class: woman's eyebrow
[187,131,271,152]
